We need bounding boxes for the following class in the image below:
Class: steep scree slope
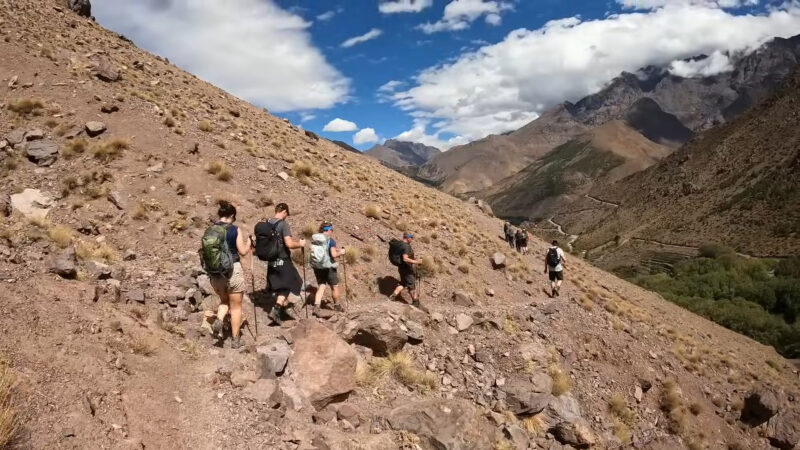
[0,2,799,450]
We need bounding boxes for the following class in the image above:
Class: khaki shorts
[210,262,246,294]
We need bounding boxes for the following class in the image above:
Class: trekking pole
[250,254,258,337]
[342,258,349,314]
[301,247,309,319]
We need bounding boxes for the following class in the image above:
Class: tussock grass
[47,225,74,248]
[0,360,16,447]
[358,352,436,391]
[457,262,470,274]
[417,256,438,277]
[62,138,88,159]
[613,419,631,444]
[549,365,571,396]
[661,380,687,434]
[609,393,636,425]
[92,138,129,162]
[130,337,158,356]
[76,241,118,262]
[163,116,175,128]
[361,246,375,262]
[7,98,43,115]
[198,120,213,132]
[522,414,547,435]
[206,160,233,181]
[364,205,382,219]
[344,248,360,265]
[291,161,315,178]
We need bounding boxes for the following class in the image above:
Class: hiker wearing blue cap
[310,221,346,311]
[388,232,422,308]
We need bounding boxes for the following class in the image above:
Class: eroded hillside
[0,2,799,450]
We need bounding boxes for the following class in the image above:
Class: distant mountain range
[364,139,440,169]
[418,34,800,216]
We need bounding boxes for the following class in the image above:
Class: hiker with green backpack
[200,201,253,349]
[310,222,346,312]
[388,232,423,309]
[254,203,305,325]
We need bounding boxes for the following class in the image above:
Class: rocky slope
[420,34,800,199]
[1,2,799,450]
[364,139,440,169]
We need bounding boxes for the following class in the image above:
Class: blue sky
[92,0,800,150]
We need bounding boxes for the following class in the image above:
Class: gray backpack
[310,233,337,269]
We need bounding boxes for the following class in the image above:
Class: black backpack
[546,247,561,267]
[254,219,285,262]
[388,239,406,267]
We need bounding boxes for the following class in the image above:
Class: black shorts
[398,265,415,290]
[313,267,339,287]
[549,270,564,281]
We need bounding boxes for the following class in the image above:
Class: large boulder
[47,247,77,279]
[539,394,596,447]
[25,140,59,166]
[289,321,358,410]
[92,57,120,82]
[257,340,292,378]
[491,252,506,269]
[553,422,597,449]
[345,315,408,357]
[741,389,780,426]
[387,399,500,450]
[502,374,553,415]
[84,121,107,137]
[10,189,52,220]
[67,0,91,17]
[767,410,800,450]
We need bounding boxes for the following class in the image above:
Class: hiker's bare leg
[392,285,404,297]
[211,279,230,322]
[276,293,289,308]
[332,285,341,303]
[229,292,243,338]
[314,285,327,306]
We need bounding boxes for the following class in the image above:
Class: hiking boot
[551,288,557,298]
[269,307,283,325]
[554,287,561,297]
[332,303,345,313]
[280,306,296,322]
[230,336,243,349]
[211,319,224,338]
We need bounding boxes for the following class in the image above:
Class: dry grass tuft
[47,225,74,248]
[609,393,636,425]
[207,160,233,181]
[130,337,158,356]
[0,360,16,447]
[7,98,43,116]
[344,247,360,265]
[291,161,315,178]
[361,246,376,262]
[522,414,547,435]
[62,138,88,158]
[364,205,382,219]
[457,262,470,274]
[198,120,213,132]
[76,241,118,262]
[360,352,436,391]
[92,138,129,162]
[549,365,571,396]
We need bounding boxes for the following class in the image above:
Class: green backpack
[200,223,234,277]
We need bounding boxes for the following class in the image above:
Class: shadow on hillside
[377,276,399,296]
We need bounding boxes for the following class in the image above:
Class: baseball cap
[403,232,414,239]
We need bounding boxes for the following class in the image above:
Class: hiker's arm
[403,254,419,265]
[544,256,549,273]
[235,230,251,256]
[284,235,306,249]
[331,244,345,259]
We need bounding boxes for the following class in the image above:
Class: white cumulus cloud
[92,0,349,112]
[618,0,758,9]
[395,3,800,141]
[353,128,380,145]
[669,50,734,77]
[323,118,359,132]
[341,28,384,48]
[317,10,337,21]
[379,0,434,13]
[418,0,513,33]
[394,120,469,150]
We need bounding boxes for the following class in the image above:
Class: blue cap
[404,232,414,239]
[322,225,333,231]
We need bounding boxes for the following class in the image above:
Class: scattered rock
[146,162,164,173]
[502,374,552,415]
[277,172,289,181]
[634,385,643,403]
[257,340,292,378]
[25,139,59,166]
[107,191,124,210]
[455,313,473,332]
[85,260,112,280]
[123,249,137,261]
[312,408,337,424]
[257,164,268,172]
[68,0,91,17]
[25,129,44,141]
[387,399,500,450]
[197,275,214,296]
[92,58,121,82]
[289,321,358,410]
[47,247,78,279]
[491,252,506,269]
[503,424,529,450]
[231,370,258,388]
[484,288,495,297]
[10,189,52,220]
[767,410,800,450]
[346,315,408,357]
[452,291,474,307]
[304,130,319,141]
[101,104,119,114]
[6,129,25,147]
[553,421,596,449]
[403,320,425,343]
[85,121,107,137]
[741,389,780,425]
[337,404,359,424]
[126,289,146,304]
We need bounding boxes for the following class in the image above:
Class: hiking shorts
[313,267,339,287]
[398,265,415,290]
[210,262,245,294]
[548,270,564,282]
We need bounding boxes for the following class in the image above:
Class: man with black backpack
[310,222,346,312]
[516,229,528,255]
[544,240,566,297]
[254,203,305,325]
[200,201,252,349]
[504,222,514,248]
[388,232,422,308]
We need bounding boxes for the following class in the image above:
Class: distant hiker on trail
[388,232,423,309]
[310,222,346,312]
[254,203,305,325]
[504,222,515,248]
[201,201,252,349]
[516,229,529,255]
[544,240,566,297]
